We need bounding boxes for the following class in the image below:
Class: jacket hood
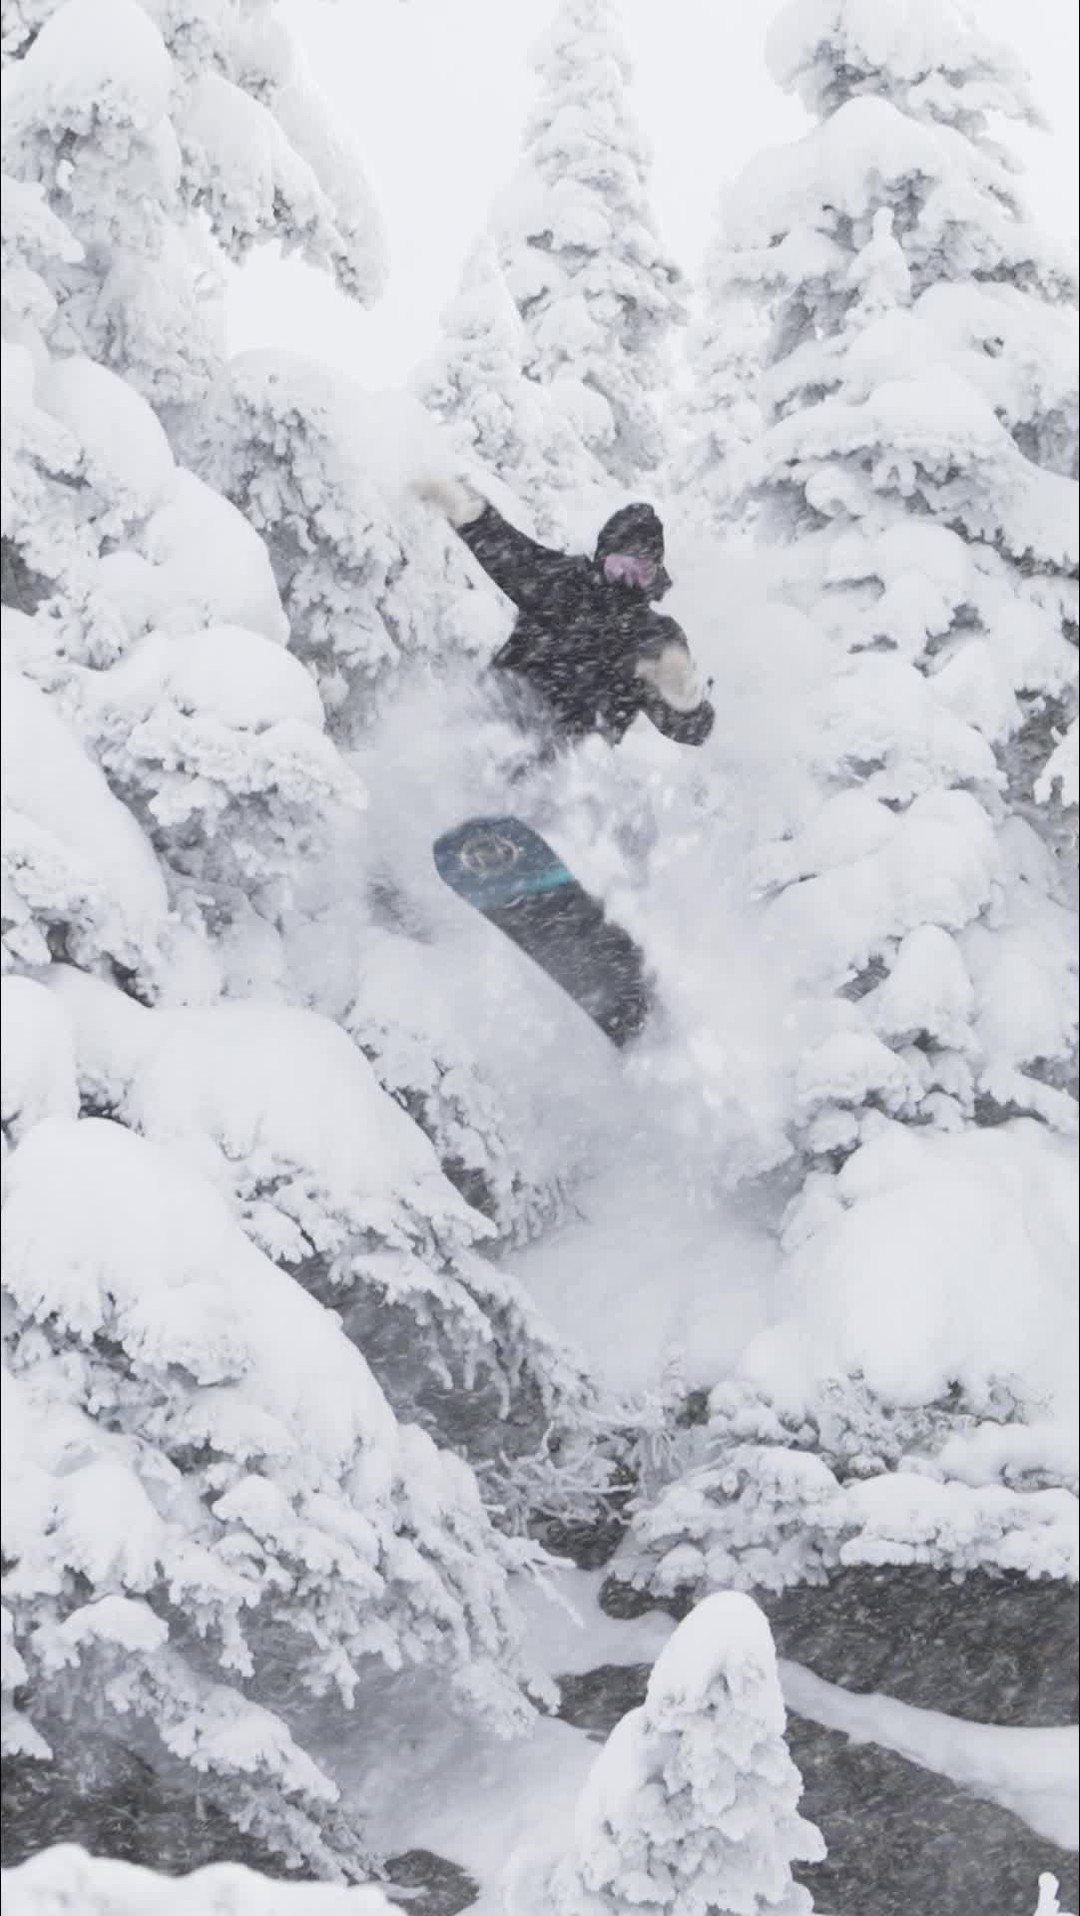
[594,503,672,598]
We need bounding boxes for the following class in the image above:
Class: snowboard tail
[433,816,650,1048]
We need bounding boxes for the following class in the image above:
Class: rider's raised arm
[455,501,573,610]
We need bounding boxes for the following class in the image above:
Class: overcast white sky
[228,0,1079,390]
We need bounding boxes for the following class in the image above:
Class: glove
[411,474,485,527]
[635,641,704,714]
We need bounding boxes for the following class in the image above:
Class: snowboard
[433,816,650,1048]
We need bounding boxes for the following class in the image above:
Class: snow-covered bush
[506,1592,823,1914]
[623,1373,1077,1605]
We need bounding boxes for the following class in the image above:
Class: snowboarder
[418,478,710,1046]
[415,478,715,752]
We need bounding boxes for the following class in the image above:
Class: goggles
[602,552,658,589]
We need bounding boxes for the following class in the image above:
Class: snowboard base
[433,816,649,1048]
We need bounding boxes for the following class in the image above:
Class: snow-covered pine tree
[222,354,511,736]
[417,232,607,542]
[4,0,588,1356]
[493,0,686,501]
[506,1592,823,1916]
[630,0,1078,1600]
[2,0,386,449]
[668,229,772,538]
[2,0,599,1881]
[740,0,1079,1150]
[416,238,547,518]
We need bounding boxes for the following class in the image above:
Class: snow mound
[0,1845,393,1913]
[2,668,168,974]
[0,976,78,1145]
[751,1119,1078,1423]
[782,1660,1077,1849]
[101,470,289,646]
[47,970,593,1421]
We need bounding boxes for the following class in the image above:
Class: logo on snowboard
[458,828,522,878]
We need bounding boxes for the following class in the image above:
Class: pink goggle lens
[603,553,657,588]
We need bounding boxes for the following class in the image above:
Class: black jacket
[457,502,715,748]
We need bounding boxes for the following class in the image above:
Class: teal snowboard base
[433,816,650,1048]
